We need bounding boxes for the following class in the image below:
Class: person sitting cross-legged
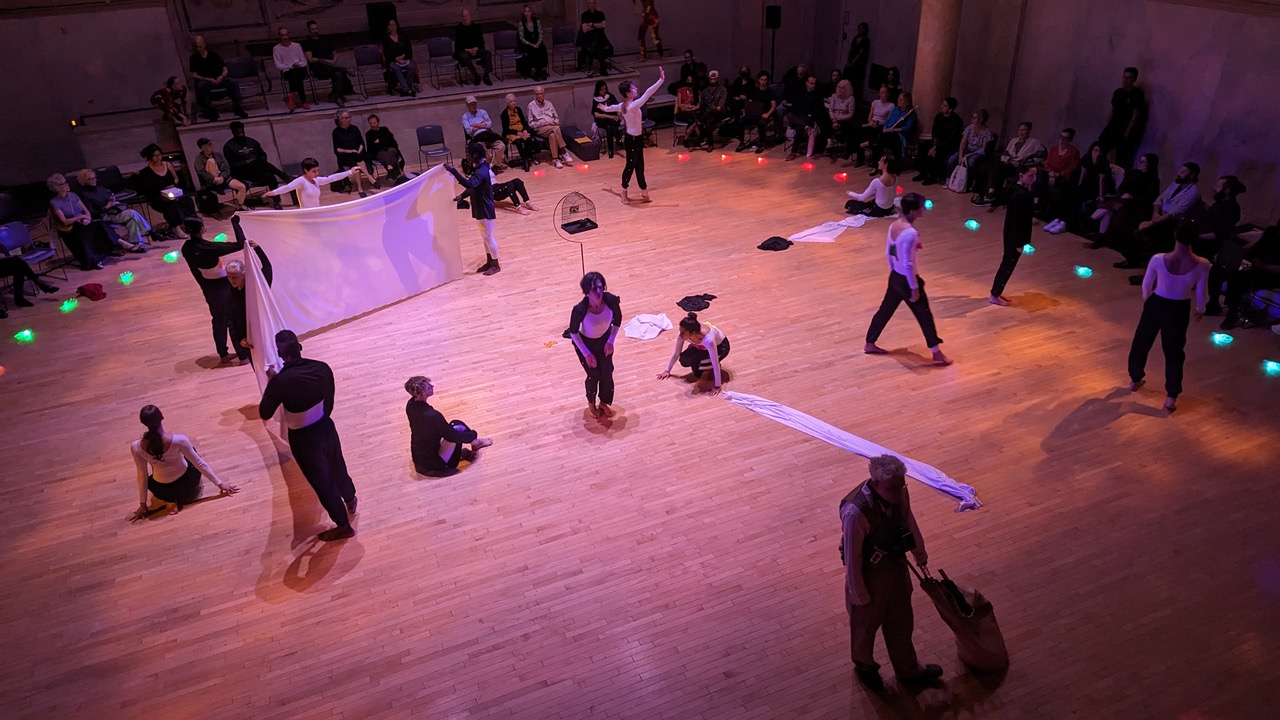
[405,376,493,476]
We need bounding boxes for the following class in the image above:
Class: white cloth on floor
[623,313,673,340]
[724,390,981,511]
[788,214,868,243]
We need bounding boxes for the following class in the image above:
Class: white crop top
[265,170,354,209]
[849,177,895,210]
[1142,254,1209,312]
[131,434,220,484]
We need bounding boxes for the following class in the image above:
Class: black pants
[622,133,646,189]
[1219,266,1280,324]
[865,272,943,349]
[990,240,1023,297]
[200,278,233,357]
[507,135,540,167]
[59,223,114,270]
[1098,125,1139,169]
[595,118,621,156]
[231,160,292,191]
[494,178,530,207]
[374,147,405,174]
[916,142,955,181]
[1128,294,1190,397]
[679,337,730,373]
[846,200,894,217]
[575,332,616,405]
[414,420,473,474]
[289,417,356,527]
[148,463,203,505]
[309,61,353,99]
[194,79,245,118]
[455,48,492,81]
[0,256,44,297]
[282,67,308,98]
[149,195,197,232]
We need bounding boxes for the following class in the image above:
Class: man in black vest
[840,455,942,692]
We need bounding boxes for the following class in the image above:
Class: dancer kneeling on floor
[130,405,237,521]
[658,312,730,395]
[846,154,899,217]
[405,376,492,475]
[569,271,622,418]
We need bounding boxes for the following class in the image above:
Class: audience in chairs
[150,76,189,126]
[47,173,116,270]
[784,74,824,161]
[1070,142,1116,234]
[974,121,1044,207]
[195,138,248,211]
[852,85,894,165]
[77,169,152,250]
[302,20,354,107]
[502,93,540,170]
[332,110,372,197]
[136,144,196,239]
[946,109,993,190]
[590,82,622,159]
[528,86,574,168]
[1116,160,1201,271]
[913,96,962,186]
[224,122,292,201]
[462,95,507,171]
[737,71,778,153]
[823,80,857,158]
[454,9,494,87]
[516,4,550,80]
[365,114,405,179]
[578,0,613,77]
[1090,152,1161,250]
[1197,175,1244,259]
[273,26,311,112]
[0,256,58,317]
[868,91,916,172]
[1207,222,1280,330]
[188,35,247,122]
[698,70,728,150]
[1037,128,1081,233]
[382,19,419,96]
[675,70,703,148]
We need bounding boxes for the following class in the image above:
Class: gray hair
[868,455,906,483]
[224,259,246,274]
[505,93,517,102]
[46,173,67,192]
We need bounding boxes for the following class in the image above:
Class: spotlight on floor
[1074,265,1093,278]
[1264,359,1280,376]
[923,199,934,210]
[13,328,34,344]
[964,219,980,231]
[756,157,767,166]
[677,153,689,162]
[834,172,848,182]
[720,154,730,162]
[577,163,589,172]
[896,185,904,194]
[801,161,815,171]
[533,169,545,177]
[59,298,78,313]
[119,271,134,285]
[1211,332,1234,346]
[163,251,180,263]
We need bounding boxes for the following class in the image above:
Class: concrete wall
[849,0,921,90]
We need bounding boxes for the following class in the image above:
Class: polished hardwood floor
[2,141,1278,720]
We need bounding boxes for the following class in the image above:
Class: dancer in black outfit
[989,163,1037,306]
[404,376,493,475]
[445,142,501,275]
[568,272,622,418]
[259,330,358,541]
[224,240,272,365]
[181,216,245,364]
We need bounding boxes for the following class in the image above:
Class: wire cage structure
[554,191,600,275]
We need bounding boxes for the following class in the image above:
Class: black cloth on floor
[677,294,718,312]
[758,236,793,251]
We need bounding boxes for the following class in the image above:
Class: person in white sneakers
[527,86,574,168]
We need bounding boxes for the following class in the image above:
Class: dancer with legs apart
[259,330,359,541]
[1127,221,1208,413]
[603,68,665,204]
[658,312,730,395]
[130,405,237,521]
[405,376,493,475]
[445,143,501,275]
[569,272,622,418]
[989,163,1037,306]
[864,192,952,366]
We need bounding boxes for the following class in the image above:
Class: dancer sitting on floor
[456,166,539,215]
[405,376,493,475]
[658,312,730,395]
[129,405,237,521]
[263,157,365,210]
[846,155,899,217]
[568,271,622,418]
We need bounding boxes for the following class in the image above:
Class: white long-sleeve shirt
[849,177,895,210]
[885,224,922,289]
[527,99,560,129]
[602,76,664,136]
[131,435,221,502]
[666,323,726,386]
[264,171,353,209]
[1142,253,1209,312]
[273,42,307,73]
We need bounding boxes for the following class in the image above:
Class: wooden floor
[2,144,1278,720]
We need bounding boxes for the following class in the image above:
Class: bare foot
[471,437,493,450]
[525,202,540,211]
[1129,379,1145,392]
[932,351,953,367]
[863,343,888,355]
[988,295,1011,306]
[516,206,531,215]
[167,503,181,516]
[640,190,652,203]
[599,403,616,417]
[1164,396,1177,412]
[588,402,602,418]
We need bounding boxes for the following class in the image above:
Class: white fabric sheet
[239,166,462,393]
[724,390,981,511]
[623,313,673,340]
[788,214,868,243]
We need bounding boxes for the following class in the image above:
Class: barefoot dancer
[658,312,730,395]
[568,272,622,418]
[130,405,237,520]
[603,68,665,204]
[863,192,952,366]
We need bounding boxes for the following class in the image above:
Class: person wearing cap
[445,142,502,276]
[181,216,245,364]
[697,70,727,150]
[259,329,359,542]
[462,95,507,171]
[195,137,248,210]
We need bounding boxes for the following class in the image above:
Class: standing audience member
[272,26,311,112]
[603,70,666,204]
[1098,67,1146,168]
[224,122,292,202]
[989,164,1037,306]
[195,137,248,210]
[913,97,962,186]
[844,23,870,99]
[382,19,418,96]
[404,376,493,476]
[331,111,372,197]
[301,20,355,107]
[658,312,731,395]
[1039,128,1081,233]
[135,144,196,238]
[77,168,151,250]
[188,35,247,121]
[258,330,360,542]
[502,93,540,170]
[528,86,574,168]
[365,114,405,178]
[578,0,613,76]
[150,76,190,126]
[462,95,507,171]
[636,1,663,60]
[182,216,244,364]
[1128,222,1208,413]
[129,405,236,521]
[1116,161,1201,270]
[445,142,502,276]
[454,9,494,87]
[591,82,623,159]
[568,271,623,418]
[840,454,942,693]
[47,173,115,270]
[974,121,1044,207]
[516,5,550,80]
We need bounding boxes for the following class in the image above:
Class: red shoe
[287,94,296,112]
[302,102,311,110]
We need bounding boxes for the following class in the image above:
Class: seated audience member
[1196,175,1244,259]
[845,155,899,218]
[224,242,272,365]
[824,79,857,154]
[1052,141,1114,235]
[136,144,197,238]
[188,34,247,122]
[781,62,812,104]
[462,95,507,171]
[502,93,540,170]
[456,165,539,215]
[1116,161,1201,269]
[819,69,841,101]
[1090,152,1161,250]
[516,4,550,81]
[0,255,58,317]
[77,168,151,250]
[913,96,962,185]
[869,91,916,171]
[264,157,364,209]
[404,376,493,476]
[784,74,824,160]
[945,109,993,189]
[47,173,115,270]
[882,66,903,104]
[1097,66,1145,168]
[528,86,574,168]
[729,65,754,111]
[150,76,190,126]
[1039,128,1081,232]
[590,83,622,159]
[382,19,419,96]
[698,70,728,150]
[1208,222,1280,329]
[670,49,699,94]
[365,114,405,178]
[454,9,494,87]
[974,121,1044,207]
[853,85,894,165]
[737,71,779,153]
[332,110,372,197]
[578,0,613,76]
[224,121,292,196]
[273,26,311,112]
[301,20,354,107]
[675,71,704,148]
[129,405,236,521]
[194,137,248,210]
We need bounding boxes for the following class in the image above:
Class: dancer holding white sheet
[263,157,365,209]
[445,142,501,276]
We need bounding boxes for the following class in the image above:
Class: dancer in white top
[263,157,363,209]
[658,311,730,395]
[863,192,952,366]
[130,405,237,520]
[603,68,664,204]
[846,155,898,217]
[1127,221,1209,412]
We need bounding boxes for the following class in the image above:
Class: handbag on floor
[946,165,968,194]
[909,561,1009,673]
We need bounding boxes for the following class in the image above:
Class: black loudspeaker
[765,5,782,30]
[367,2,398,39]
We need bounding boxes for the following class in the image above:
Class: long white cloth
[788,214,868,243]
[239,166,462,392]
[622,313,673,340]
[724,390,981,511]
